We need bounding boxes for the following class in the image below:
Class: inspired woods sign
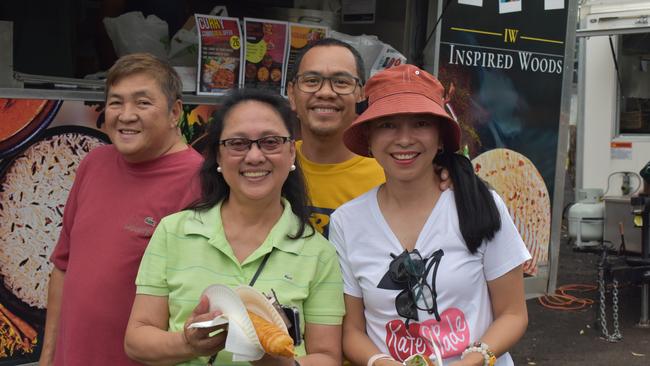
[437,0,570,276]
[447,43,563,74]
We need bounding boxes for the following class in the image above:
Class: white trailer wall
[577,4,650,195]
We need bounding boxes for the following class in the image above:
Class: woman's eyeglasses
[219,136,292,155]
[388,249,444,323]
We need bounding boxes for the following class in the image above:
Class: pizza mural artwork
[473,149,550,275]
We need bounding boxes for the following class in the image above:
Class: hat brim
[343,93,461,157]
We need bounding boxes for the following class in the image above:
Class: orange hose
[537,284,597,310]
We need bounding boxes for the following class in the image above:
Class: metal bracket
[0,21,23,88]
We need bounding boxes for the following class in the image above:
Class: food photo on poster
[0,98,217,363]
[283,23,328,97]
[0,98,110,362]
[0,100,61,160]
[243,18,289,95]
[473,148,550,275]
[0,98,58,361]
[195,14,243,96]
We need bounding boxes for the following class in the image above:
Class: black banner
[438,0,570,275]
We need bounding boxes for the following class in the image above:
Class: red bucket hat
[343,64,460,157]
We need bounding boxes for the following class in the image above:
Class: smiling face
[217,100,296,204]
[104,73,182,163]
[368,115,442,182]
[287,45,364,139]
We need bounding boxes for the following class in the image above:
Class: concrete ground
[510,229,650,365]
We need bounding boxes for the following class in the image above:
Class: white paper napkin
[188,284,265,361]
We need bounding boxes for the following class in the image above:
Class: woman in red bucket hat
[329,65,530,366]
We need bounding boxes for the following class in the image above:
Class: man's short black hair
[289,38,366,84]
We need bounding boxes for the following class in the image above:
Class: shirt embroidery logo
[123,215,157,236]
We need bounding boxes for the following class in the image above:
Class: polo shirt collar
[183,198,306,261]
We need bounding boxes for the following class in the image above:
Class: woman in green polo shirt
[124,89,344,366]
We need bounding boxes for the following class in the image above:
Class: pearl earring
[216,166,222,173]
[290,164,296,171]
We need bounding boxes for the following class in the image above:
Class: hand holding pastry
[183,296,227,357]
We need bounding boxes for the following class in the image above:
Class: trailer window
[618,33,650,135]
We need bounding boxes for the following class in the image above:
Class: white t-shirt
[330,187,531,365]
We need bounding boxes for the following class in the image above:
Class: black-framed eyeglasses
[219,136,292,155]
[389,249,444,323]
[294,73,361,95]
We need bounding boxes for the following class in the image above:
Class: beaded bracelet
[461,341,496,366]
[367,353,394,366]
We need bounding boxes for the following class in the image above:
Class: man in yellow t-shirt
[296,140,385,236]
[287,39,385,237]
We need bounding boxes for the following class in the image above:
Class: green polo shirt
[136,199,344,365]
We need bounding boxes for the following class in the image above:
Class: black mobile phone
[281,305,302,346]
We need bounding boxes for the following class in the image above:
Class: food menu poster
[243,18,289,95]
[195,14,243,96]
[437,0,570,276]
[283,23,329,97]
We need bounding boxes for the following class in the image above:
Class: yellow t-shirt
[296,140,385,237]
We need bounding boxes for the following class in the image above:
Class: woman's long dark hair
[188,88,314,239]
[434,151,501,253]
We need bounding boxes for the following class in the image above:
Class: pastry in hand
[403,354,435,366]
[247,311,294,358]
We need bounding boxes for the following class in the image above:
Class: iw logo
[504,28,519,43]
